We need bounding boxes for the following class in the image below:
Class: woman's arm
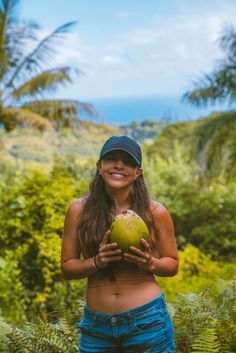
[61,199,122,280]
[124,202,179,277]
[61,199,98,280]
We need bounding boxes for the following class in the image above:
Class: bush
[0,171,87,324]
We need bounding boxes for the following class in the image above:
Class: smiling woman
[97,149,142,193]
[61,135,178,352]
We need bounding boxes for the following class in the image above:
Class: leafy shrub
[144,143,236,260]
[172,279,236,353]
[0,171,87,324]
[0,280,235,353]
[158,244,235,301]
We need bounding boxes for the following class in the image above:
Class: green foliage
[0,280,235,353]
[144,143,236,260]
[0,118,235,329]
[0,170,87,324]
[0,304,83,352]
[145,111,236,179]
[158,244,235,301]
[183,24,236,178]
[0,0,95,131]
[192,112,236,178]
[120,118,170,143]
[0,124,120,173]
[191,325,221,353]
[184,26,236,106]
[172,279,236,353]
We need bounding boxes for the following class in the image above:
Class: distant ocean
[87,95,232,125]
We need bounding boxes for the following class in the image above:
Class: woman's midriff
[86,262,161,314]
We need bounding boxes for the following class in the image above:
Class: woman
[61,135,178,353]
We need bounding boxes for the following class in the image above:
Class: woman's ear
[136,167,143,178]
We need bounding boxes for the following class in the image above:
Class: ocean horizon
[85,95,233,125]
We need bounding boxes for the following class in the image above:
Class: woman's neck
[105,187,131,211]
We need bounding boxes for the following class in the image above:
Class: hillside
[0,118,169,172]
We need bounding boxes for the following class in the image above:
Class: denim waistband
[84,293,166,324]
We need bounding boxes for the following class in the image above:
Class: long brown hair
[78,170,156,258]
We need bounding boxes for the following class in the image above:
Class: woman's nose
[114,159,124,168]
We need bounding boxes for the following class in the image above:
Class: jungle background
[0,1,235,352]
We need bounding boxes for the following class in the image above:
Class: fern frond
[28,317,79,353]
[191,324,221,353]
[6,327,32,353]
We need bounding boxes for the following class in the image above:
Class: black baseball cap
[99,136,142,166]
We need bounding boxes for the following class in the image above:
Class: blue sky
[20,0,236,100]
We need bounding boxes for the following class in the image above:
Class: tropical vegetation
[0,3,235,352]
[0,279,235,352]
[184,26,236,106]
[184,26,236,177]
[0,0,95,132]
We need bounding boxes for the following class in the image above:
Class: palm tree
[184,26,236,106]
[184,26,236,177]
[0,0,96,131]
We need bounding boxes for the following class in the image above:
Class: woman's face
[97,150,142,191]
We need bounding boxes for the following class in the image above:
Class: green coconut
[110,209,150,253]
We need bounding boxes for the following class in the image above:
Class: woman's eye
[124,158,136,166]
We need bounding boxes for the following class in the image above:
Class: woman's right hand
[94,230,122,269]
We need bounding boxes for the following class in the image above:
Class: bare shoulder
[67,197,84,213]
[150,200,171,219]
[62,198,87,262]
[65,197,86,224]
[149,200,177,261]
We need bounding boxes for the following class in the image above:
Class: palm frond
[183,67,236,106]
[193,112,236,176]
[23,99,98,128]
[2,24,38,82]
[220,26,236,60]
[0,107,53,131]
[0,0,19,45]
[76,101,98,118]
[6,21,77,86]
[0,0,20,78]
[11,67,73,99]
[183,26,236,107]
[0,0,19,19]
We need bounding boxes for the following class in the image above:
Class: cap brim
[100,148,141,166]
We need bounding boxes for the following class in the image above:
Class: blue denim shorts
[77,293,176,353]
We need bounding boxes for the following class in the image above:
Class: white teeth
[111,173,125,178]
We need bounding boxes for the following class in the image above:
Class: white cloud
[101,55,122,66]
[125,29,160,46]
[45,1,236,98]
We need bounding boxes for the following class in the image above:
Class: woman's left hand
[123,238,155,272]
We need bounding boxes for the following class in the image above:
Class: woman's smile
[96,150,142,191]
[110,171,127,179]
